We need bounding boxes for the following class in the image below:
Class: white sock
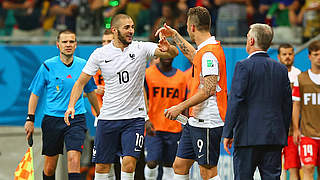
[162,167,174,180]
[121,171,135,180]
[144,165,158,180]
[173,173,189,180]
[95,172,107,180]
[108,164,115,180]
[209,175,221,180]
[94,164,116,180]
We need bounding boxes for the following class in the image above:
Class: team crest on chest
[129,53,135,60]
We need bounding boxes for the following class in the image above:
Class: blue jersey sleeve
[84,77,97,93]
[28,64,48,96]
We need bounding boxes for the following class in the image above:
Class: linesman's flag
[14,134,34,180]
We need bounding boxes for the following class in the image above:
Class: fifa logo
[304,93,320,105]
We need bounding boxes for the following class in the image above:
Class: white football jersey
[288,66,301,84]
[83,41,158,120]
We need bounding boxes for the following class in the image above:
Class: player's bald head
[111,14,133,29]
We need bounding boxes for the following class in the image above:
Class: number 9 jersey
[83,41,158,120]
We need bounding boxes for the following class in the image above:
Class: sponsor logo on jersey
[66,74,72,78]
[207,59,214,67]
[105,60,112,63]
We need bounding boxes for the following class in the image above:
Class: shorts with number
[42,114,87,156]
[92,118,145,164]
[176,123,223,166]
[299,137,320,166]
[283,136,301,170]
[145,131,181,163]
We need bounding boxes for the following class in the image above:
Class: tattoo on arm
[203,75,218,97]
[173,33,189,54]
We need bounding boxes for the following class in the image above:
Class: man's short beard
[118,30,131,46]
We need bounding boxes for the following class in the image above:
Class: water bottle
[164,109,188,125]
[175,114,188,125]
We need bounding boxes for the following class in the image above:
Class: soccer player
[158,7,228,180]
[24,30,100,180]
[278,43,301,180]
[292,40,320,180]
[102,28,114,46]
[64,14,178,180]
[144,57,187,180]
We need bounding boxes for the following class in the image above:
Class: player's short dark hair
[187,6,211,32]
[278,43,294,54]
[111,14,132,29]
[104,28,113,35]
[57,30,76,42]
[308,40,320,55]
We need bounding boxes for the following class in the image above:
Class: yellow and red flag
[14,135,34,180]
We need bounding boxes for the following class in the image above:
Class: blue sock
[68,173,81,180]
[43,171,55,180]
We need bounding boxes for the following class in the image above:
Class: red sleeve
[292,85,300,98]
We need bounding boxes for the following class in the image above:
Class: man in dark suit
[222,23,292,180]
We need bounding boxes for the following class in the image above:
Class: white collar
[308,69,320,85]
[247,51,267,58]
[197,36,218,51]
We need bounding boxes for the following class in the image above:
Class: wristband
[26,114,35,122]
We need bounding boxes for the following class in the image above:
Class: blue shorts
[176,123,223,166]
[145,131,181,163]
[92,118,145,164]
[41,114,87,156]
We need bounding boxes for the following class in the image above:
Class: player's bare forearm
[28,93,39,115]
[178,89,209,111]
[292,101,300,131]
[87,91,100,116]
[178,75,217,110]
[172,33,196,63]
[68,72,91,108]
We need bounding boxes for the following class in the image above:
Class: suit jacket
[222,52,292,147]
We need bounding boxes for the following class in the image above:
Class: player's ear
[191,25,196,32]
[111,27,117,34]
[56,41,59,49]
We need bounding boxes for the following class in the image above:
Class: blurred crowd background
[0,0,319,45]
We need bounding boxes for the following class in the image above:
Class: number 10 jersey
[83,41,158,120]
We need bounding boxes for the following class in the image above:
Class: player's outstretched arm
[64,72,92,125]
[24,93,39,140]
[155,23,196,62]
